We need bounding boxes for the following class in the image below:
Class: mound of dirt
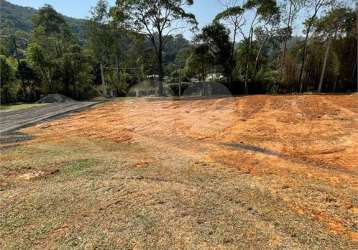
[37,94,75,103]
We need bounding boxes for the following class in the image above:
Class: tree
[298,0,335,92]
[279,0,305,82]
[26,42,53,93]
[0,55,16,103]
[162,34,190,75]
[61,45,94,99]
[253,20,280,77]
[314,7,350,92]
[237,0,280,93]
[29,5,75,93]
[16,60,38,101]
[28,4,94,99]
[86,0,117,95]
[214,1,244,83]
[111,0,197,96]
[184,44,213,81]
[0,29,30,59]
[195,22,232,81]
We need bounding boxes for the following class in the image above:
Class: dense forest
[0,0,357,103]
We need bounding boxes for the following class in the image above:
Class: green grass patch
[61,159,98,176]
[0,103,46,112]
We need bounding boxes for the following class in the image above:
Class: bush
[0,55,19,103]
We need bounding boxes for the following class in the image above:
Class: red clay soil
[23,94,358,242]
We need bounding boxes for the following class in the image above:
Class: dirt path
[0,95,357,249]
[0,102,98,134]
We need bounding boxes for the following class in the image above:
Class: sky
[7,0,227,39]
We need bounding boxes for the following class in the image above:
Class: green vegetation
[0,0,86,41]
[0,0,356,104]
[0,103,45,112]
[111,0,197,95]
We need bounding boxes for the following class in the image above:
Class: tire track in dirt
[221,142,357,176]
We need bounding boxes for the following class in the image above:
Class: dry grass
[0,95,357,249]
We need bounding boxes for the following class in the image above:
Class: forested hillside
[0,0,86,41]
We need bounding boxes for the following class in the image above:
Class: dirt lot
[0,95,357,249]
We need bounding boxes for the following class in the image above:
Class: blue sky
[8,0,226,39]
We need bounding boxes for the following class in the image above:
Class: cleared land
[0,95,357,249]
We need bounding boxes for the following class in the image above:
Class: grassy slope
[0,96,357,249]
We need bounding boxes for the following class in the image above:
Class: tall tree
[253,27,271,74]
[214,1,244,83]
[184,44,213,81]
[279,0,305,82]
[111,0,197,96]
[28,4,94,98]
[238,0,280,94]
[62,45,94,99]
[28,4,75,93]
[297,0,335,92]
[0,55,16,103]
[86,0,114,95]
[314,7,350,92]
[16,60,38,101]
[196,22,232,81]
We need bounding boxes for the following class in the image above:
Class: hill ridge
[0,0,86,41]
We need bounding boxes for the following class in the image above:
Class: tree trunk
[244,59,249,94]
[318,37,332,93]
[280,2,293,81]
[13,37,26,89]
[298,30,309,93]
[298,5,321,93]
[243,34,252,95]
[229,25,237,84]
[115,55,120,81]
[243,15,257,95]
[333,76,338,92]
[100,62,106,96]
[40,67,51,94]
[254,35,269,74]
[281,40,288,82]
[158,33,164,96]
[353,62,357,89]
[298,25,311,93]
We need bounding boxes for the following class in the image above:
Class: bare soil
[0,95,357,249]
